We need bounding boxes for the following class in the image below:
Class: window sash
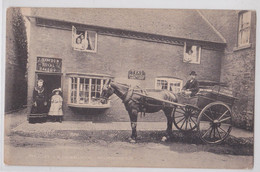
[72,26,98,53]
[69,77,105,105]
[155,78,183,93]
[238,11,251,46]
[183,43,201,64]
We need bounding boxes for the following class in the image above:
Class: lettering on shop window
[36,57,62,73]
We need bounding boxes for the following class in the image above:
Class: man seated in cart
[181,71,199,97]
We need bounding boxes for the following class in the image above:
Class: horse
[100,79,178,143]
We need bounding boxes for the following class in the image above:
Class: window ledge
[67,103,111,109]
[233,43,252,52]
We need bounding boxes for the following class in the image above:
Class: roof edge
[196,10,227,44]
[30,15,226,46]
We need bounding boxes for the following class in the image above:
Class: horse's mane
[113,82,130,88]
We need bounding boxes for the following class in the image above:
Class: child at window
[48,88,63,122]
[183,46,193,63]
[74,35,84,50]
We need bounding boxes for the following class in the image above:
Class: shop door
[37,74,62,104]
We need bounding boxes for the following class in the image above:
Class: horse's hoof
[129,138,136,143]
[161,136,167,142]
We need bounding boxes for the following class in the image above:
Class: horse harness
[122,86,167,117]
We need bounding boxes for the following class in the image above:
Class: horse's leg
[162,107,175,141]
[128,109,138,143]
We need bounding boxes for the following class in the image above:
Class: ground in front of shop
[4,109,254,169]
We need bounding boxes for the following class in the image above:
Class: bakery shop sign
[36,57,62,73]
[128,69,145,80]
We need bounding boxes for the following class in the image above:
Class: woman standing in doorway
[30,79,48,116]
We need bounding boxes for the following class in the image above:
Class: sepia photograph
[2,3,258,171]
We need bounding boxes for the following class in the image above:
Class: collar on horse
[122,86,147,104]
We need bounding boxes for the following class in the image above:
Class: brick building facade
[23,8,228,121]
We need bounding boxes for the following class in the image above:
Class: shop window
[71,77,78,103]
[183,43,201,64]
[68,73,111,108]
[238,11,251,47]
[72,26,97,52]
[155,77,183,93]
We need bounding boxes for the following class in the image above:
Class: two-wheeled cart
[135,85,237,144]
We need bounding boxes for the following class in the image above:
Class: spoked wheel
[197,102,232,144]
[173,105,200,131]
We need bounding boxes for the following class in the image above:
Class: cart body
[134,84,237,144]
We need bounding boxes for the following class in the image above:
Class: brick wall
[201,10,256,130]
[221,49,255,130]
[27,18,223,122]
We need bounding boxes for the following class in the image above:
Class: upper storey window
[238,11,251,47]
[183,43,201,64]
[72,26,97,52]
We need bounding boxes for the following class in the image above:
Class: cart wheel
[197,102,232,144]
[173,105,200,131]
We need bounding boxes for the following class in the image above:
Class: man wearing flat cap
[181,71,199,97]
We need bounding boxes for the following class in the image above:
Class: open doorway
[36,73,62,108]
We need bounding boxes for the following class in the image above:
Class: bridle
[100,86,112,100]
[100,79,114,102]
[100,80,130,102]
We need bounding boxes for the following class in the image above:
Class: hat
[52,88,62,93]
[189,71,197,76]
[38,79,44,83]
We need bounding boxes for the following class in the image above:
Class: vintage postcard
[4,7,255,169]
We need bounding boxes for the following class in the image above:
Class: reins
[102,81,172,118]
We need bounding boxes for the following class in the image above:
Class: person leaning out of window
[181,71,199,97]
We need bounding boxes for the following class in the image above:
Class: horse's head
[100,79,114,104]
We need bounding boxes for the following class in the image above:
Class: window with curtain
[72,26,97,52]
[183,43,201,64]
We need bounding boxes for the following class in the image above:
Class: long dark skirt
[31,99,48,114]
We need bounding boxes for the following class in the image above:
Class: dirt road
[4,112,253,169]
[4,130,253,168]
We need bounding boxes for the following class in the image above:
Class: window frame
[155,77,183,93]
[183,42,201,64]
[237,11,251,47]
[72,26,98,53]
[67,74,111,108]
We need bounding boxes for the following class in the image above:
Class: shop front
[66,72,112,109]
[31,56,112,119]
